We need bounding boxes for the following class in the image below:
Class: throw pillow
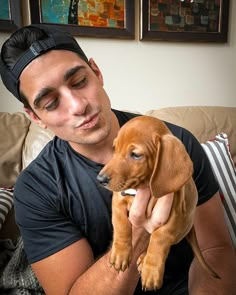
[0,188,14,230]
[201,133,236,247]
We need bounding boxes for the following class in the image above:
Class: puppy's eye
[130,152,143,160]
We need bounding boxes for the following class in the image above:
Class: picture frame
[140,0,230,42]
[0,0,22,32]
[29,0,135,39]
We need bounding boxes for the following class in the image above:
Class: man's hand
[128,188,174,234]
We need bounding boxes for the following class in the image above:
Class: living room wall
[0,0,235,114]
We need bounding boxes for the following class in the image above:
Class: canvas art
[140,0,229,42]
[40,0,125,29]
[0,0,22,31]
[0,0,10,20]
[30,0,134,38]
[148,0,221,33]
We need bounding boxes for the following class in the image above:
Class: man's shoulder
[14,136,72,208]
[16,137,67,184]
[162,120,202,154]
[112,109,140,127]
[164,120,193,140]
[30,136,66,165]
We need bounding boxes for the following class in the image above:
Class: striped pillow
[201,133,236,247]
[0,188,14,230]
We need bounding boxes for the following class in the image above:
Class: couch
[0,106,235,243]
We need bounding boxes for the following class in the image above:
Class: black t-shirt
[14,109,218,288]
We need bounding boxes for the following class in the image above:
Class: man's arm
[32,227,149,295]
[189,192,236,295]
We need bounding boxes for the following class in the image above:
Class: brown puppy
[97,115,219,290]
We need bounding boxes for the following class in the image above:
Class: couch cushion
[146,106,236,164]
[201,133,236,247]
[0,113,30,187]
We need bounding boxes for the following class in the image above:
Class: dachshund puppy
[97,115,219,291]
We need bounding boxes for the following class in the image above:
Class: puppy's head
[97,116,193,197]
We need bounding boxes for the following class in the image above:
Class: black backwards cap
[0,24,89,102]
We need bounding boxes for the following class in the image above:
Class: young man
[0,25,235,295]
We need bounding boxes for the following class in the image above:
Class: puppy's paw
[139,255,164,291]
[109,243,132,272]
[141,270,163,291]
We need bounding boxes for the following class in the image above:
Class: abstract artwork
[0,0,22,31]
[30,0,134,38]
[140,0,230,42]
[0,0,10,20]
[40,0,125,29]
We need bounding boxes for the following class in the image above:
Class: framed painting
[29,0,135,39]
[140,0,230,42]
[0,0,22,31]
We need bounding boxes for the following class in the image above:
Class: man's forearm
[69,251,140,295]
[70,228,149,295]
[188,245,236,295]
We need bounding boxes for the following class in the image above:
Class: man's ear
[24,108,47,129]
[88,58,104,85]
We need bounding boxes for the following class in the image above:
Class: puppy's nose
[97,173,110,186]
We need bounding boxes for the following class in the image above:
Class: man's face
[20,50,113,147]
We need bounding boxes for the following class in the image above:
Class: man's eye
[130,152,143,160]
[72,76,87,88]
[44,98,59,111]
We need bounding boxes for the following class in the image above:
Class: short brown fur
[98,116,220,290]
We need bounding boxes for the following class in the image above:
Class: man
[0,25,235,295]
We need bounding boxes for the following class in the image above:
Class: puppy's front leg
[110,192,133,272]
[138,228,172,291]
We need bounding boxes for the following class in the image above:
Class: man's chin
[70,127,110,146]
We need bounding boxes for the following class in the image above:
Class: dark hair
[1,27,47,110]
[0,24,89,109]
[2,26,48,68]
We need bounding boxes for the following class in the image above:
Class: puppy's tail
[186,226,221,279]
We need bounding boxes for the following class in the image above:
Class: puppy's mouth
[105,177,140,193]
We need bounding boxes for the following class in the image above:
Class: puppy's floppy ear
[150,134,193,198]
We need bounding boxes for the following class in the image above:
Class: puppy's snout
[97,173,110,187]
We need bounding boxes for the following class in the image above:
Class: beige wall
[0,0,235,114]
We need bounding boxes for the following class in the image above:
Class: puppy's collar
[121,189,137,196]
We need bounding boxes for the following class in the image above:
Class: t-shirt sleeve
[14,170,83,264]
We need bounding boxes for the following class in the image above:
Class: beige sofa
[0,106,235,240]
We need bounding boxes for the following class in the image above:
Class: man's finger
[129,187,151,227]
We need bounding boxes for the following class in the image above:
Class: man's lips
[76,113,99,130]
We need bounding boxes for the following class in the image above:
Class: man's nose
[65,90,88,115]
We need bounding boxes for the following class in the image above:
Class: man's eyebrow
[33,65,86,108]
[63,65,86,82]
